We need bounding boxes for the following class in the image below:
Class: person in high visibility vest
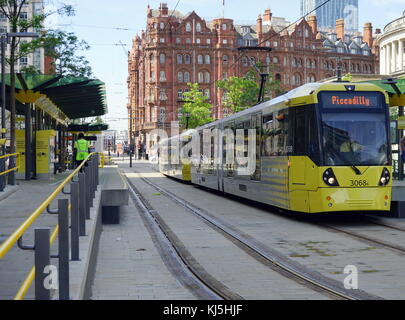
[74,133,90,170]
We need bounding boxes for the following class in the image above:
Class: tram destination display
[319,92,384,109]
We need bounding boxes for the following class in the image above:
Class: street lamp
[1,32,39,156]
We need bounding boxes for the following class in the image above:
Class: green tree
[216,75,259,114]
[39,29,92,77]
[180,83,213,129]
[0,0,73,165]
[216,66,283,115]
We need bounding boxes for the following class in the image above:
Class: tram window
[262,114,274,156]
[223,122,235,177]
[294,108,306,155]
[308,108,320,164]
[275,110,289,156]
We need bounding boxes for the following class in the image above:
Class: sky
[49,0,405,131]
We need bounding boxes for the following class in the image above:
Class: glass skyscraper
[301,0,359,32]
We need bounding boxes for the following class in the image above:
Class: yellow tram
[158,82,392,213]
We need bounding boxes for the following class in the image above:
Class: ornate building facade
[128,3,379,145]
[376,11,405,77]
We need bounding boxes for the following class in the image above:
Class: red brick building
[128,3,380,143]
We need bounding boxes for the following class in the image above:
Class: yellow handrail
[0,153,20,176]
[98,152,105,168]
[0,152,96,259]
[14,225,59,300]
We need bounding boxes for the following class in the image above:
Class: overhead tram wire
[229,0,333,71]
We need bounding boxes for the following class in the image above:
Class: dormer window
[222,23,227,31]
[186,23,191,32]
[196,23,201,32]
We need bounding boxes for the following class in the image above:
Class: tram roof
[1,74,108,124]
[196,82,387,131]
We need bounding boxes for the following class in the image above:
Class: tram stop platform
[0,164,129,300]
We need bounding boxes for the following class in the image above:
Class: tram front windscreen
[319,91,391,166]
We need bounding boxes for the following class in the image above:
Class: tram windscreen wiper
[350,165,362,175]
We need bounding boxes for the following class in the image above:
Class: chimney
[363,22,373,47]
[263,8,272,24]
[257,15,263,42]
[336,18,344,40]
[147,4,152,18]
[307,16,317,35]
[159,3,168,16]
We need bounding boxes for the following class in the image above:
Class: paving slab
[91,193,195,300]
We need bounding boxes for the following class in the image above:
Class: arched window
[150,54,154,63]
[160,53,165,64]
[223,55,228,65]
[222,23,227,31]
[204,89,210,99]
[273,57,279,64]
[197,55,203,64]
[250,57,256,65]
[184,72,190,83]
[205,72,210,83]
[185,54,191,64]
[186,23,191,32]
[178,72,183,82]
[292,58,297,67]
[275,74,281,82]
[242,56,248,66]
[266,56,271,65]
[160,22,164,30]
[205,55,211,64]
[177,54,182,64]
[198,72,204,83]
[196,23,201,32]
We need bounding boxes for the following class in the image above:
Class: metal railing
[0,153,20,191]
[0,152,103,300]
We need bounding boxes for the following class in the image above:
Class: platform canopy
[1,73,108,124]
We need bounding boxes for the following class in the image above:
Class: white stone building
[377,12,405,76]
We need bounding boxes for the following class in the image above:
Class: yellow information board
[16,130,25,177]
[36,130,56,178]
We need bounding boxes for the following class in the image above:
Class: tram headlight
[323,168,339,186]
[379,168,390,186]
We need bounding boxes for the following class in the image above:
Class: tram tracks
[127,176,240,300]
[124,168,383,300]
[317,219,405,256]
